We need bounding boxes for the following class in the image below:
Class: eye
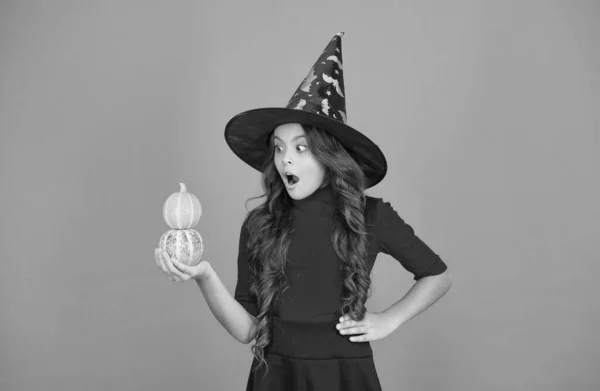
[297,145,307,152]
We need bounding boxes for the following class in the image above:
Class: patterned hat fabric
[224,32,387,189]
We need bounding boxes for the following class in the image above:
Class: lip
[283,173,299,189]
[285,181,298,190]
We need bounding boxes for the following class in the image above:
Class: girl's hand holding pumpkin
[155,248,211,283]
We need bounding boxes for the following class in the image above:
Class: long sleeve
[373,198,447,281]
[233,220,259,317]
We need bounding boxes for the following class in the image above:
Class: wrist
[380,308,405,330]
[195,262,214,283]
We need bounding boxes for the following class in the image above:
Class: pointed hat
[224,32,387,189]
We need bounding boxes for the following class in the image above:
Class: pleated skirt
[245,317,383,391]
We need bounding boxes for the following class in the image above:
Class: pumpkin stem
[179,183,187,193]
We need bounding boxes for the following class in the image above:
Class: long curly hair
[242,124,373,376]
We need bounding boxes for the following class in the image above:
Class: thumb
[171,257,189,274]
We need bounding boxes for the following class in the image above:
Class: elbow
[240,315,258,344]
[235,330,253,345]
[422,269,452,290]
[240,332,257,345]
[235,332,249,344]
[239,337,251,345]
[440,269,453,291]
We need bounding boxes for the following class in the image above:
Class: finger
[154,248,161,269]
[170,257,193,282]
[170,256,189,275]
[161,250,189,281]
[338,314,360,325]
[155,248,169,272]
[349,333,369,342]
[158,249,172,277]
[338,320,358,330]
[157,249,170,274]
[340,326,368,335]
[155,250,182,282]
[162,250,185,276]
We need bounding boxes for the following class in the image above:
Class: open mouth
[285,174,300,186]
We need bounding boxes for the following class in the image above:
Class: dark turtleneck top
[234,184,448,322]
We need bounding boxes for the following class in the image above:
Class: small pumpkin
[159,229,204,266]
[163,183,202,229]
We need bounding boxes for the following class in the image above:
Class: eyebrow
[273,135,306,143]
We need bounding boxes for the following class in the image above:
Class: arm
[382,269,452,328]
[195,265,258,344]
[193,221,259,345]
[373,198,452,326]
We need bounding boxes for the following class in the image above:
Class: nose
[281,151,293,166]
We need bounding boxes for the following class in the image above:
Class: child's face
[273,123,327,200]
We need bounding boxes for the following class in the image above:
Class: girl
[155,33,451,390]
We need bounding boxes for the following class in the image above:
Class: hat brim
[224,107,387,189]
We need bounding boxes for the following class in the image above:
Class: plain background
[1,1,598,390]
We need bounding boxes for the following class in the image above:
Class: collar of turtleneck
[290,182,336,215]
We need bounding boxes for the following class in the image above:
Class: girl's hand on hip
[154,248,211,283]
[336,312,398,342]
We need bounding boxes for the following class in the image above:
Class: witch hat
[224,32,387,189]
